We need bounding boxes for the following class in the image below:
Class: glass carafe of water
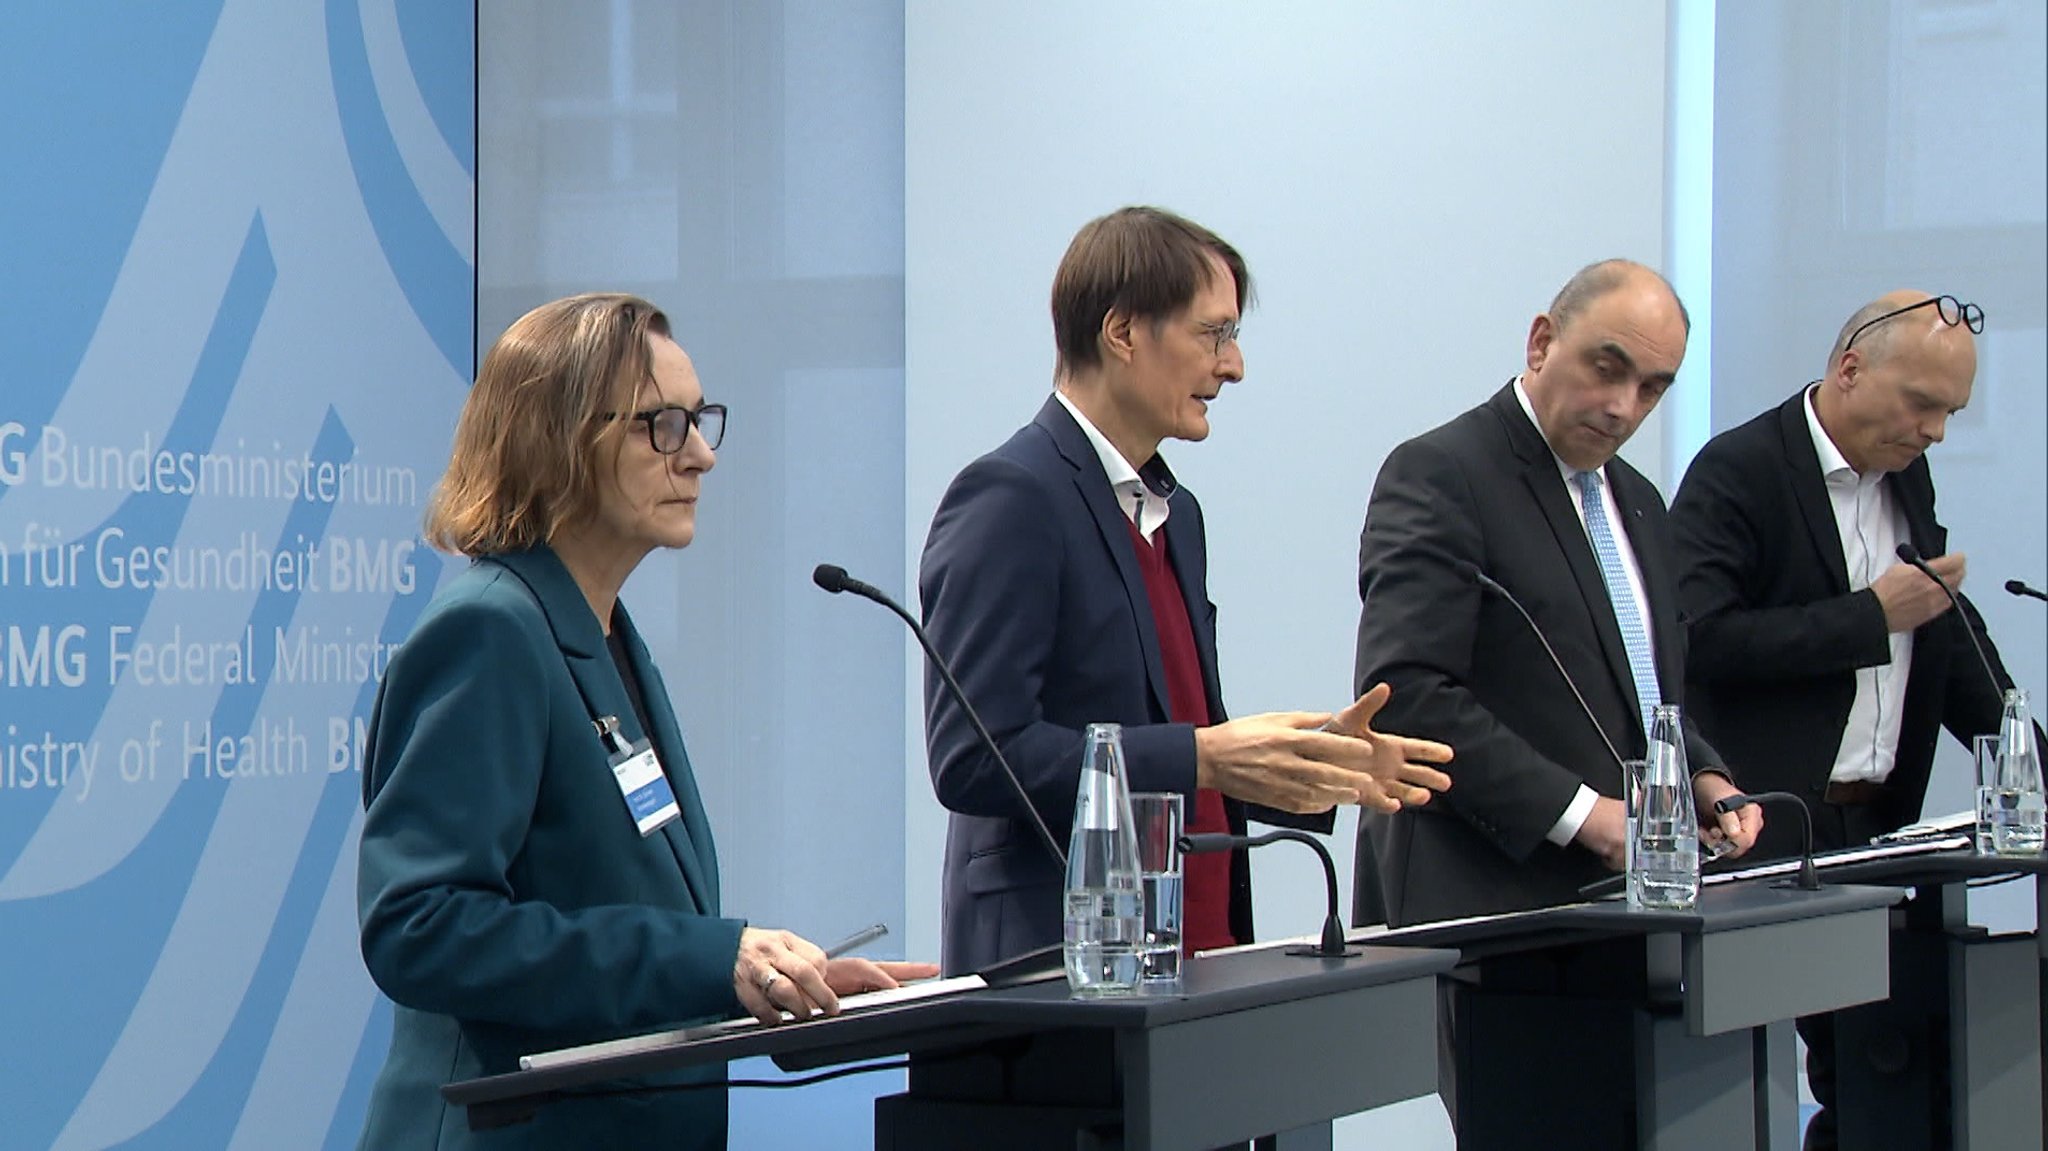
[1631,704,1701,910]
[1989,689,2045,855]
[1063,723,1144,995]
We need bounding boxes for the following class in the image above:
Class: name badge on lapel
[595,715,681,837]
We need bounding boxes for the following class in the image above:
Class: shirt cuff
[1545,784,1599,847]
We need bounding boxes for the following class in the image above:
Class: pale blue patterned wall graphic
[0,2,475,1147]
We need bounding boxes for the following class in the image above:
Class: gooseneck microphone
[815,563,1072,985]
[2007,579,2048,604]
[1180,830,1354,958]
[1711,791,1819,890]
[1467,567,1631,777]
[812,563,1067,868]
[1895,543,2005,701]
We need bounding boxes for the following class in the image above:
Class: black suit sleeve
[1354,438,1588,863]
[1941,590,2027,744]
[1670,440,1893,684]
[1682,715,1728,777]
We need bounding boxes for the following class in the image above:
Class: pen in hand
[822,922,889,959]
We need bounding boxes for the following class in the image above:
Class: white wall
[906,3,1673,1144]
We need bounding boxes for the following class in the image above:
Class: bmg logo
[1,623,90,687]
[0,421,28,485]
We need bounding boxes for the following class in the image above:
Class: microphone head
[1712,794,1752,815]
[1895,542,1922,564]
[812,564,849,594]
[2009,579,2030,597]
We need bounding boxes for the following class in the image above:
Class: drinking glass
[1129,791,1184,990]
[1974,734,2002,855]
[1620,758,1645,907]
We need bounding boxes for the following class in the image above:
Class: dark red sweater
[1122,520,1233,953]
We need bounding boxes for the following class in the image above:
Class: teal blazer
[356,546,743,1151]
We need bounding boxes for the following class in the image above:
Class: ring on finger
[758,968,783,993]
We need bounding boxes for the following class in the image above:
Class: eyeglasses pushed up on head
[1843,294,1984,352]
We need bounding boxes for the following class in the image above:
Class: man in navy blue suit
[919,206,1453,975]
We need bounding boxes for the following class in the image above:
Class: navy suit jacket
[1354,385,1723,926]
[1671,389,2020,856]
[356,546,743,1151]
[920,397,1303,975]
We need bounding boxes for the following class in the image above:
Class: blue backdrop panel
[0,3,474,1148]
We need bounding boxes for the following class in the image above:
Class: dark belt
[1824,780,1890,806]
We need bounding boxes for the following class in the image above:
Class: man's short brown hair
[1050,206,1252,376]
[424,293,668,556]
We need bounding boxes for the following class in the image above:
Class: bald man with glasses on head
[1670,290,2032,1151]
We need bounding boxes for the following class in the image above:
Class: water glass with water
[1974,734,2003,855]
[1063,723,1144,996]
[1620,758,1646,907]
[1129,792,1184,991]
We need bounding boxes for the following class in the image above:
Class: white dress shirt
[1512,379,1658,846]
[1804,385,1914,784]
[1054,391,1171,539]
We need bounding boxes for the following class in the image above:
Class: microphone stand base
[1284,945,1362,959]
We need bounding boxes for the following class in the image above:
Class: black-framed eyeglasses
[1843,294,1984,352]
[605,403,727,454]
[1194,318,1241,356]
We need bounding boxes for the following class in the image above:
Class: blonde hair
[425,293,669,556]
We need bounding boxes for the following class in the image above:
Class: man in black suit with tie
[1354,260,1760,932]
[1669,290,2026,1151]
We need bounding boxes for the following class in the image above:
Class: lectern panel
[1124,978,1438,1151]
[1683,907,1890,1035]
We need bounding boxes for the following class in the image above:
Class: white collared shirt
[1054,391,1171,540]
[1804,385,1913,785]
[1513,378,1658,846]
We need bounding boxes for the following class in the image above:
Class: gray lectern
[1355,882,1904,1151]
[442,944,1457,1151]
[1724,845,2048,1151]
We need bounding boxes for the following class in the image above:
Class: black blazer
[919,397,1316,975]
[1353,384,1723,927]
[1670,388,2016,856]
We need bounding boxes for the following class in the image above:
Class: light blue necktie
[1575,469,1661,732]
